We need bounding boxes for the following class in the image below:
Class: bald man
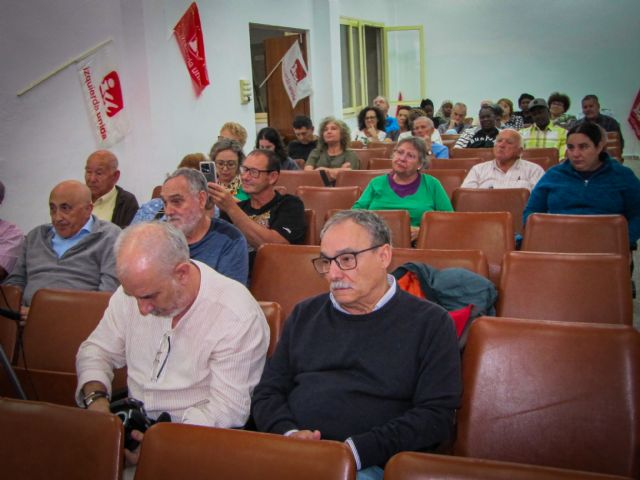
[76,222,268,466]
[85,150,139,228]
[4,180,120,306]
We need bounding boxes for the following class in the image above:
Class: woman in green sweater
[353,136,453,241]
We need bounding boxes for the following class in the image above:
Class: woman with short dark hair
[548,92,576,128]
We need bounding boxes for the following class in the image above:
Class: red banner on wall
[174,2,209,95]
[628,88,640,140]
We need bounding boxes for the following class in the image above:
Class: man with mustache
[4,180,120,312]
[251,210,461,480]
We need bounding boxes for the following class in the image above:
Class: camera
[199,160,217,183]
[110,398,170,450]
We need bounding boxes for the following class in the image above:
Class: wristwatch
[83,390,110,408]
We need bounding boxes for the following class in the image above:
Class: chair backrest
[327,209,412,248]
[452,188,530,235]
[303,209,317,245]
[385,452,629,480]
[522,213,629,259]
[390,248,489,278]
[521,147,559,163]
[441,139,456,154]
[12,288,114,405]
[524,156,557,171]
[0,397,124,480]
[276,170,325,194]
[334,169,388,190]
[368,157,392,170]
[296,186,361,244]
[451,148,494,160]
[135,423,356,480]
[440,134,461,141]
[425,169,468,200]
[349,140,364,149]
[258,301,282,358]
[351,148,388,169]
[496,251,633,324]
[455,316,640,477]
[416,211,514,284]
[368,141,396,157]
[430,157,483,170]
[0,285,22,362]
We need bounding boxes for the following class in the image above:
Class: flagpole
[258,58,284,89]
[16,38,113,97]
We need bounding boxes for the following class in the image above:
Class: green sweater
[306,148,360,169]
[353,174,453,226]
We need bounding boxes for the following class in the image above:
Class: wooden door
[264,35,310,140]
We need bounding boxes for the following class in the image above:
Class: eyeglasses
[215,160,238,169]
[239,166,274,178]
[393,148,419,161]
[151,332,171,381]
[365,115,377,120]
[311,244,384,274]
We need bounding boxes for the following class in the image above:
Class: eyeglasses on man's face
[311,244,384,274]
[239,166,274,178]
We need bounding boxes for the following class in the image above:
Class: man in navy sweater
[251,210,461,479]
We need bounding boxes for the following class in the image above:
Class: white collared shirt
[461,158,545,191]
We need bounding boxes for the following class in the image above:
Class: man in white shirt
[76,221,269,466]
[461,129,545,190]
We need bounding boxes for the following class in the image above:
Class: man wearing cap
[518,98,567,158]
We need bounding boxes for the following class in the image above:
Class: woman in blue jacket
[523,122,640,248]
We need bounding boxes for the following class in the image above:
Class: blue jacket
[523,156,640,246]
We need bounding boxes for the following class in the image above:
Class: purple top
[388,173,421,198]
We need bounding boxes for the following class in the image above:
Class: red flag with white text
[174,2,209,95]
[282,40,312,108]
[628,88,640,140]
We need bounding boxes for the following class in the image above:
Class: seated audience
[76,221,268,470]
[410,116,449,159]
[519,98,567,157]
[461,129,544,190]
[497,98,524,130]
[548,92,576,129]
[513,93,534,125]
[161,168,249,285]
[287,115,318,162]
[251,210,461,479]
[438,102,469,134]
[219,121,248,147]
[388,105,412,141]
[373,96,400,135]
[353,137,453,241]
[572,94,624,150]
[305,117,360,181]
[523,122,640,248]
[210,139,248,200]
[256,127,299,171]
[435,99,453,126]
[0,181,24,281]
[454,105,501,148]
[400,109,443,144]
[209,149,306,269]
[85,150,139,228]
[353,106,387,144]
[4,180,119,309]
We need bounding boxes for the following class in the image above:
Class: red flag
[174,3,209,95]
[628,88,640,140]
[395,91,403,116]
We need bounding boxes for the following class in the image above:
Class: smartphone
[199,161,217,183]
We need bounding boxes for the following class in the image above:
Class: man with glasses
[76,222,269,470]
[251,210,461,480]
[209,149,305,269]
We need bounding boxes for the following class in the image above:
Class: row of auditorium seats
[2,315,638,479]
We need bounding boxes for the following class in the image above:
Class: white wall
[2,0,638,233]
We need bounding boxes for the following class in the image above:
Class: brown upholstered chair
[368,157,392,170]
[327,209,412,248]
[425,169,468,200]
[9,288,125,405]
[349,140,364,149]
[276,170,325,194]
[430,157,483,170]
[521,147,559,163]
[416,211,514,284]
[524,155,557,171]
[452,188,530,235]
[441,139,456,154]
[135,423,356,480]
[384,452,630,480]
[390,248,489,278]
[302,209,317,245]
[496,251,633,324]
[258,301,282,358]
[455,316,640,478]
[296,186,361,244]
[522,213,630,260]
[440,134,461,142]
[0,284,22,363]
[351,148,388,169]
[334,169,388,190]
[368,141,396,157]
[0,397,124,480]
[450,148,494,160]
